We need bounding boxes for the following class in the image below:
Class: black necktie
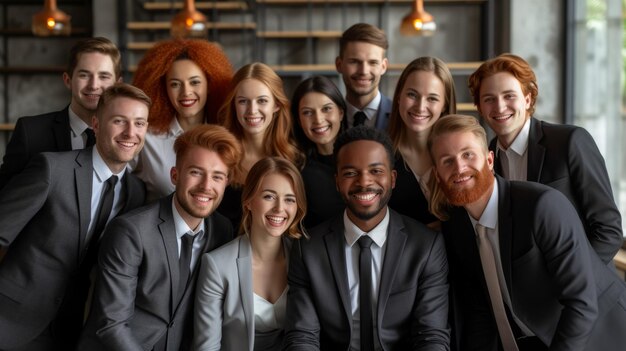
[91,175,118,244]
[353,111,367,127]
[358,235,375,351]
[84,128,96,147]
[179,232,198,296]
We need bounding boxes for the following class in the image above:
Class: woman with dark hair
[217,62,304,229]
[131,39,233,201]
[387,57,457,228]
[194,157,307,351]
[290,76,346,228]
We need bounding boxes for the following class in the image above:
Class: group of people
[0,21,624,351]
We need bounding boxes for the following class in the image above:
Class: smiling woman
[130,39,234,202]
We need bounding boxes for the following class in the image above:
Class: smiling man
[428,114,626,351]
[0,37,122,191]
[0,83,149,350]
[468,53,622,265]
[284,126,450,350]
[78,124,241,351]
[336,23,391,130]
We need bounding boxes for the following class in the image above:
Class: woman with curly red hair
[131,39,233,201]
[217,62,304,229]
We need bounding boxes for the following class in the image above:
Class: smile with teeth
[492,113,513,121]
[311,125,331,134]
[192,194,212,203]
[408,112,429,120]
[179,99,197,107]
[245,116,264,125]
[266,215,287,226]
[116,141,137,149]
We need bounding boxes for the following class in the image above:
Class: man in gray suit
[78,124,242,351]
[336,23,392,130]
[428,114,626,351]
[284,126,450,350]
[0,83,150,350]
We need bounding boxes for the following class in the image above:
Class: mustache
[349,187,383,196]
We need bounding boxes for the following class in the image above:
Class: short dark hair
[96,83,152,120]
[333,126,395,170]
[339,23,388,57]
[67,37,121,79]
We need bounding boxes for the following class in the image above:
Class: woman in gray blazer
[194,157,307,351]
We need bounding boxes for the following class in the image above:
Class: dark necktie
[179,232,199,296]
[353,111,367,127]
[84,128,96,147]
[91,175,118,244]
[358,235,375,351]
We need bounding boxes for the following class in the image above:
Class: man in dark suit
[428,114,626,351]
[468,53,622,265]
[284,126,449,350]
[336,23,392,130]
[0,83,150,350]
[0,37,122,190]
[78,124,242,351]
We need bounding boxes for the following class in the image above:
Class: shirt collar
[171,197,206,240]
[346,90,382,120]
[68,107,90,137]
[497,118,531,157]
[468,181,499,231]
[169,118,185,137]
[343,207,389,248]
[92,147,127,183]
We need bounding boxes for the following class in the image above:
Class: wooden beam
[127,21,256,30]
[257,30,342,38]
[144,1,248,10]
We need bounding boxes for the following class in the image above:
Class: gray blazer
[374,93,392,130]
[0,148,146,349]
[194,234,291,351]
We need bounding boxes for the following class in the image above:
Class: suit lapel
[53,107,72,151]
[237,235,254,351]
[377,211,406,327]
[496,176,514,294]
[75,149,93,258]
[489,138,504,176]
[157,197,180,311]
[323,218,353,328]
[526,118,546,182]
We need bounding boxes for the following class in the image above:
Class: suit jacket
[194,234,292,351]
[284,209,450,351]
[489,118,623,264]
[300,155,345,229]
[0,107,72,190]
[375,93,392,130]
[388,154,438,226]
[443,176,626,351]
[78,195,234,351]
[0,148,146,350]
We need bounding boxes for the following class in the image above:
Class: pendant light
[32,0,71,36]
[170,0,208,38]
[400,0,436,36]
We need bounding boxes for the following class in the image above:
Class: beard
[439,163,494,206]
[344,187,392,221]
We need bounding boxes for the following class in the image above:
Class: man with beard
[78,125,242,351]
[468,54,621,265]
[0,83,149,350]
[336,23,392,130]
[284,126,450,350]
[428,114,626,351]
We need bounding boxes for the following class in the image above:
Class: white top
[131,118,183,202]
[344,209,389,351]
[346,90,382,128]
[68,107,91,150]
[496,118,531,181]
[253,287,288,332]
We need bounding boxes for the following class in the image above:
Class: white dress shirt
[253,287,288,332]
[171,198,206,270]
[68,107,92,150]
[346,90,382,128]
[344,209,389,351]
[496,118,531,181]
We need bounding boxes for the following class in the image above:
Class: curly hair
[239,157,307,239]
[334,126,395,171]
[468,53,538,116]
[388,56,457,153]
[132,39,233,135]
[218,62,304,184]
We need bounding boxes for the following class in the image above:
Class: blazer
[78,195,234,351]
[489,118,623,264]
[194,234,292,351]
[283,209,450,351]
[0,107,72,190]
[300,155,345,229]
[388,154,438,226]
[375,93,392,130]
[0,148,146,350]
[443,176,626,351]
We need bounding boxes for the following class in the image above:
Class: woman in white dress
[194,157,307,351]
[131,39,233,201]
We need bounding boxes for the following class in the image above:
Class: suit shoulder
[509,180,572,209]
[392,210,440,242]
[111,200,160,225]
[209,211,233,232]
[206,235,241,261]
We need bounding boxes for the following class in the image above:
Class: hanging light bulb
[170,0,208,38]
[32,0,71,37]
[400,0,436,36]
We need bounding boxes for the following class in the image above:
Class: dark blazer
[489,118,623,264]
[300,155,345,229]
[284,209,450,350]
[0,107,72,190]
[388,154,438,226]
[0,148,146,350]
[443,176,626,351]
[375,93,392,130]
[78,195,234,351]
